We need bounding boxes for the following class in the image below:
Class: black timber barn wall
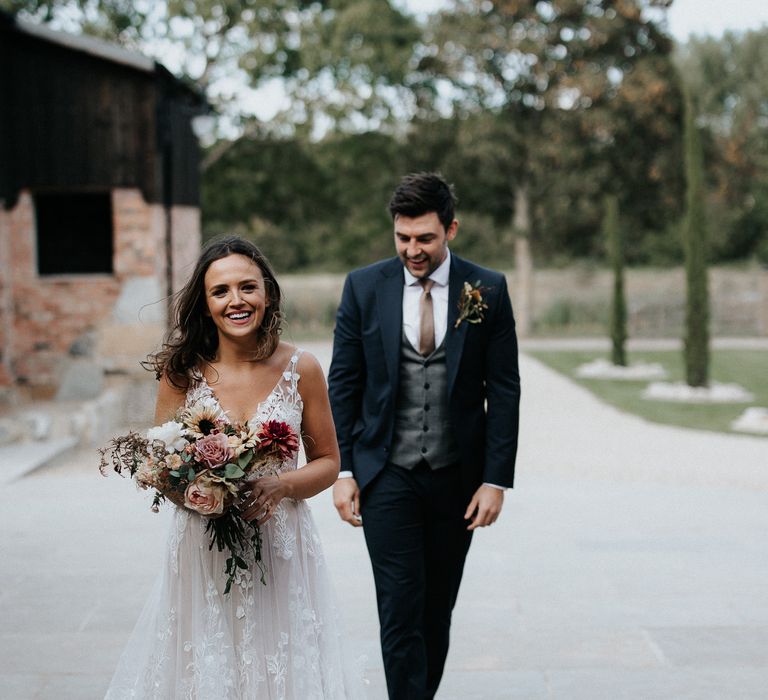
[0,17,203,209]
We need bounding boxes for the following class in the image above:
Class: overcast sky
[398,0,768,41]
[664,0,768,39]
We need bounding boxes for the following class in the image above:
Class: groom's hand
[333,477,363,527]
[464,485,504,531]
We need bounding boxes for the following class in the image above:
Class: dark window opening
[34,192,113,275]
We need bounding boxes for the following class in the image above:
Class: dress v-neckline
[200,353,296,425]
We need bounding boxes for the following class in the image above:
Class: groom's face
[394,212,458,279]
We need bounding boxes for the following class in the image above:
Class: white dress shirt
[402,250,451,351]
[338,249,504,491]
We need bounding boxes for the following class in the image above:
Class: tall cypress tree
[682,86,710,387]
[605,195,627,366]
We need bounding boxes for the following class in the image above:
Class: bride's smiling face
[204,254,269,340]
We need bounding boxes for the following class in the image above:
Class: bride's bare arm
[295,352,342,492]
[243,352,340,523]
[277,352,340,498]
[154,373,188,425]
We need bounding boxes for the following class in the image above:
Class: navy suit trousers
[361,461,473,700]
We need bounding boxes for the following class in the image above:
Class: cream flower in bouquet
[182,397,227,439]
[184,472,229,516]
[228,423,260,457]
[147,420,188,453]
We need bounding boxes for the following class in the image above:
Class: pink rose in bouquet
[193,431,233,469]
[184,473,227,516]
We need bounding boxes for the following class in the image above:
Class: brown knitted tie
[419,278,435,356]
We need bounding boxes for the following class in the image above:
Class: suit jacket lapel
[376,259,404,391]
[446,255,472,397]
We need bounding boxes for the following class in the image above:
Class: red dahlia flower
[258,420,299,461]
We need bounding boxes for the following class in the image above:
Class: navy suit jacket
[328,254,520,493]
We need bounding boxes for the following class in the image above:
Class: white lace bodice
[185,351,304,473]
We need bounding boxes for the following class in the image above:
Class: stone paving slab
[0,436,77,485]
[1,344,767,699]
[544,668,768,700]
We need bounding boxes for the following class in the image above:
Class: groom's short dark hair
[388,172,457,232]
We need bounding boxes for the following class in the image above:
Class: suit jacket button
[421,447,427,454]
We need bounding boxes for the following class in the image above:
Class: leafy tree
[201,136,336,269]
[312,130,406,267]
[582,49,685,263]
[419,0,683,263]
[202,130,409,271]
[400,113,520,266]
[676,29,768,262]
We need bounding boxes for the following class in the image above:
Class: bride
[105,236,363,699]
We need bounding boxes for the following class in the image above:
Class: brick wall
[0,201,12,388]
[112,189,165,278]
[1,189,201,396]
[171,205,202,294]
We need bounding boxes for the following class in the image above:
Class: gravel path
[1,344,766,699]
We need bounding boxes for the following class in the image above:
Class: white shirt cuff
[483,482,506,491]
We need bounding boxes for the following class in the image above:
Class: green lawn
[527,349,768,437]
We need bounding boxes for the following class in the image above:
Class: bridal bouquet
[99,397,299,593]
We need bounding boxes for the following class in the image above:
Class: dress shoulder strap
[277,348,301,405]
[184,373,213,408]
[289,348,303,386]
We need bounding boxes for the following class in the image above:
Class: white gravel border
[731,407,768,434]
[575,358,667,380]
[642,381,754,403]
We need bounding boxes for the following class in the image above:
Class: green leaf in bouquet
[238,450,253,468]
[224,557,235,595]
[181,451,193,462]
[187,467,196,481]
[224,463,245,479]
[169,470,180,478]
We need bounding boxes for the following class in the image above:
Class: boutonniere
[454,280,489,328]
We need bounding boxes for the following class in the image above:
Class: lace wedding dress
[105,351,364,699]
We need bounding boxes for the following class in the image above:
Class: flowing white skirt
[105,500,364,699]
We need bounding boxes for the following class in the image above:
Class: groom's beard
[400,247,447,279]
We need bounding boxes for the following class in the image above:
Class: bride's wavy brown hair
[146,235,283,388]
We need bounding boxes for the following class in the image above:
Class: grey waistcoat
[388,331,460,470]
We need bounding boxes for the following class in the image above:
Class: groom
[328,172,520,699]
